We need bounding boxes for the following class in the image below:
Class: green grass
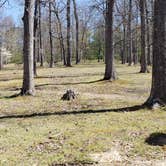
[0,62,165,165]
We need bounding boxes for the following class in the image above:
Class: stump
[61,90,76,101]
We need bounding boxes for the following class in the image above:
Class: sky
[2,0,23,25]
[1,0,90,26]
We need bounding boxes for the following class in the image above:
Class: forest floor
[0,62,165,166]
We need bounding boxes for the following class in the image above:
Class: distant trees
[21,0,35,96]
[146,0,166,107]
[1,0,166,106]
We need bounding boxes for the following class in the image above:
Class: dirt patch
[89,149,122,164]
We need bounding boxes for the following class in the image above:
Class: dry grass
[0,62,165,166]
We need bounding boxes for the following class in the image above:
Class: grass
[0,62,165,165]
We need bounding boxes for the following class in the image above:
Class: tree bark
[145,0,166,106]
[0,46,3,70]
[66,0,72,67]
[72,0,79,64]
[0,36,3,70]
[140,0,149,73]
[128,0,133,66]
[122,23,126,64]
[52,3,66,65]
[21,0,35,96]
[145,0,152,66]
[33,0,38,76]
[49,1,54,68]
[39,0,44,67]
[104,0,116,81]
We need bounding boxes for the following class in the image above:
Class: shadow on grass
[36,73,103,79]
[145,133,166,146]
[36,79,104,87]
[0,79,104,98]
[0,93,20,99]
[0,105,145,120]
[51,161,95,166]
[0,73,103,82]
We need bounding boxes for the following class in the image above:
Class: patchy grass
[0,62,165,165]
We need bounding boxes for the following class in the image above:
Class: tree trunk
[66,0,72,67]
[33,0,38,76]
[128,0,133,66]
[145,0,166,107]
[140,0,149,73]
[133,5,139,65]
[52,3,66,65]
[0,36,3,70]
[104,0,116,81]
[49,1,54,68]
[21,0,35,96]
[0,47,3,70]
[73,0,79,64]
[122,23,126,64]
[39,0,44,67]
[145,0,152,66]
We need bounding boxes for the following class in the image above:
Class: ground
[0,62,165,166]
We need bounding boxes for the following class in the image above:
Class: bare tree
[49,0,54,68]
[21,0,35,96]
[139,0,146,70]
[0,36,3,70]
[145,0,166,107]
[140,0,149,73]
[39,0,44,67]
[52,1,66,65]
[128,0,133,66]
[104,0,116,80]
[66,0,71,66]
[72,0,79,64]
[33,0,39,76]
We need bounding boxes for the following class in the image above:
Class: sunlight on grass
[0,63,165,165]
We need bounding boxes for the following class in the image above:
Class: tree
[66,0,71,66]
[21,0,35,96]
[128,0,133,66]
[33,0,39,76]
[145,0,166,107]
[140,0,149,73]
[0,0,7,8]
[72,0,79,64]
[49,0,54,68]
[0,36,3,70]
[38,0,44,67]
[104,0,116,80]
[52,1,66,65]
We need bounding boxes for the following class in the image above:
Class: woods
[0,0,165,165]
[17,0,166,107]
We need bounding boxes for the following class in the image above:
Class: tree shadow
[0,104,145,120]
[0,79,103,98]
[0,93,20,99]
[36,73,103,79]
[0,73,103,82]
[51,161,95,166]
[35,79,104,88]
[145,133,166,146]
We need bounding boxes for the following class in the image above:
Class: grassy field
[0,62,165,166]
